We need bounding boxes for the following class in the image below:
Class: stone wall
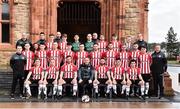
[13,0,30,43]
[124,0,141,40]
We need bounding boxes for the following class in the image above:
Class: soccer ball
[81,95,90,103]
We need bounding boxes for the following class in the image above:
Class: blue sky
[148,0,180,43]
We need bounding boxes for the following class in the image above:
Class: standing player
[24,59,46,99]
[110,34,122,52]
[85,34,94,52]
[75,44,89,68]
[72,35,80,52]
[138,46,152,97]
[57,56,78,97]
[111,58,126,95]
[35,43,48,70]
[44,59,59,98]
[89,43,102,67]
[103,43,118,68]
[98,34,108,53]
[126,60,145,99]
[118,44,130,71]
[93,58,112,97]
[22,43,34,78]
[59,34,67,52]
[47,42,61,67]
[130,43,140,67]
[46,34,55,51]
[60,43,75,65]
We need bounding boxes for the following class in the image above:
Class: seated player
[44,59,59,99]
[138,46,152,97]
[126,59,145,100]
[111,58,126,96]
[93,58,112,97]
[24,59,46,99]
[78,57,94,97]
[57,56,78,97]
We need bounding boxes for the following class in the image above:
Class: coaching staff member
[151,44,167,99]
[10,45,27,99]
[78,57,94,97]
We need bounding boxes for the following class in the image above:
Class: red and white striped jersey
[98,41,108,52]
[89,51,102,67]
[138,53,152,74]
[30,67,43,80]
[59,41,67,52]
[36,50,48,70]
[46,66,59,79]
[111,66,125,80]
[61,63,78,79]
[127,67,141,80]
[62,50,75,63]
[103,50,118,68]
[22,50,34,70]
[118,51,130,70]
[111,41,122,52]
[130,50,140,67]
[75,51,89,68]
[46,42,53,51]
[95,65,109,79]
[47,50,61,67]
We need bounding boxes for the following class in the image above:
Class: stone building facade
[0,0,149,67]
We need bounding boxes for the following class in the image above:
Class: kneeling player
[58,56,78,97]
[111,58,126,96]
[126,59,145,99]
[24,59,46,99]
[93,58,112,97]
[44,59,59,98]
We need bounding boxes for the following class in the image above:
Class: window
[0,0,10,43]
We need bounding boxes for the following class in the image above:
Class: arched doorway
[57,1,101,43]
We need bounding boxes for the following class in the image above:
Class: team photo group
[10,32,167,102]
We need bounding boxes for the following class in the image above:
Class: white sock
[94,84,98,93]
[38,84,43,95]
[126,85,130,96]
[24,84,31,96]
[145,82,149,95]
[121,85,126,94]
[113,85,117,94]
[42,84,47,95]
[73,84,78,95]
[53,85,58,95]
[141,86,145,96]
[57,85,62,95]
[106,85,112,93]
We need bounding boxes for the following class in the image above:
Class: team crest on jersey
[158,55,162,58]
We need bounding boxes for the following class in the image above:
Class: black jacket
[135,40,148,50]
[36,39,46,45]
[151,51,167,74]
[10,53,27,74]
[16,38,33,50]
[78,63,94,80]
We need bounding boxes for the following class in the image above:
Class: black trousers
[152,73,164,96]
[78,78,93,97]
[11,72,25,95]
